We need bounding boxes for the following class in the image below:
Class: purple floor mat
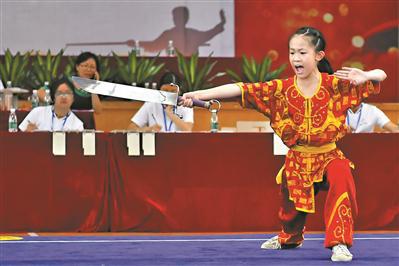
[1,233,398,265]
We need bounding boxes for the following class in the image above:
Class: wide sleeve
[333,76,380,111]
[236,80,283,118]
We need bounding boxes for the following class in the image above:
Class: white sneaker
[261,236,281,249]
[260,235,302,250]
[331,244,353,262]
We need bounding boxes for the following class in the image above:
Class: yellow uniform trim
[291,142,336,154]
[276,165,285,184]
[236,82,245,108]
[327,192,349,228]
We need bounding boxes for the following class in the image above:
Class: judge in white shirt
[19,77,84,132]
[128,83,193,132]
[346,103,398,133]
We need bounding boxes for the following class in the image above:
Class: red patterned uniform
[238,73,380,248]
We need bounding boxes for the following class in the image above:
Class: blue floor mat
[1,233,398,265]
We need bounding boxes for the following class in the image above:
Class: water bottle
[210,109,219,133]
[144,82,150,88]
[31,89,39,109]
[151,82,157,90]
[167,40,175,57]
[134,40,141,56]
[8,108,18,132]
[4,81,13,110]
[43,81,50,92]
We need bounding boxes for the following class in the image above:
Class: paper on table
[82,131,96,156]
[52,132,66,156]
[127,132,140,156]
[273,133,289,155]
[142,132,156,156]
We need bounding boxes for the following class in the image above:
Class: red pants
[278,159,358,248]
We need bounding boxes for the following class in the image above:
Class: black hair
[49,77,75,100]
[75,51,100,73]
[289,26,334,74]
[159,71,181,87]
[158,71,183,93]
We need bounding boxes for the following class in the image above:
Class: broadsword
[72,76,213,109]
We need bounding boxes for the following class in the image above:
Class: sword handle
[177,96,211,109]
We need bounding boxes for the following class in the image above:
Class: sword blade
[71,77,178,106]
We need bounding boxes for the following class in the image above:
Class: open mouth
[294,65,304,74]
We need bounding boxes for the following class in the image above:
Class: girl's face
[76,58,97,79]
[289,35,324,79]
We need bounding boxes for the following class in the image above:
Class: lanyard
[162,105,175,132]
[346,105,362,132]
[52,109,70,131]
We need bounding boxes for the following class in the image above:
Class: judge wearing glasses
[19,77,83,132]
[38,52,103,114]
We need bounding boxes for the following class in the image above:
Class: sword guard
[161,83,217,109]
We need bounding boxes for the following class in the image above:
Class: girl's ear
[316,51,325,62]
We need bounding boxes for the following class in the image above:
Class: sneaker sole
[331,255,353,262]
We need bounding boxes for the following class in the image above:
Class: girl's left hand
[334,67,368,85]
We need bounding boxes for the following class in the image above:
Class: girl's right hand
[179,92,197,107]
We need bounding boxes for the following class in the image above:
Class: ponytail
[318,58,334,74]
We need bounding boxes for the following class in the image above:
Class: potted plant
[226,54,286,82]
[176,50,225,93]
[112,51,164,86]
[27,49,64,89]
[0,49,31,88]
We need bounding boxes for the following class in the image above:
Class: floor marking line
[1,237,399,244]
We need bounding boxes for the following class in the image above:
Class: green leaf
[259,57,271,82]
[225,69,241,82]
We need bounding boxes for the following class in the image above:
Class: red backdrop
[235,0,399,102]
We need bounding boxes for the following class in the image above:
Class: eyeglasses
[79,63,97,70]
[55,92,73,97]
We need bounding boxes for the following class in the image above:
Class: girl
[180,26,386,262]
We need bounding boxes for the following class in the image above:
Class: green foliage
[27,49,64,88]
[97,55,115,81]
[0,49,31,87]
[112,50,164,85]
[176,50,225,92]
[226,55,287,83]
[63,56,76,78]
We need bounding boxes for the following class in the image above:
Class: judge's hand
[26,122,38,132]
[148,124,162,132]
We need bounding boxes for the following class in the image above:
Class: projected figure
[127,6,226,56]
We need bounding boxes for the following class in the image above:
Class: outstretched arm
[179,84,241,107]
[334,67,387,85]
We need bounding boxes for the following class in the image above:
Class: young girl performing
[180,27,386,262]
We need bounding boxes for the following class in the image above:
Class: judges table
[0,132,398,232]
[0,110,95,130]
